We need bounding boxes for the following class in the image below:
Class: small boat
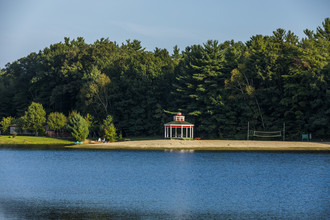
[74,142,84,145]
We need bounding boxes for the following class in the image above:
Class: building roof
[164,121,194,125]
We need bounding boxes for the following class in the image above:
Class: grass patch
[0,135,73,145]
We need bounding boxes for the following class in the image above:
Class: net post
[283,122,285,141]
[247,121,249,140]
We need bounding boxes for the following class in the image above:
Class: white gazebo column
[175,127,177,137]
[181,125,183,138]
[191,126,194,139]
[170,125,172,138]
[188,126,190,139]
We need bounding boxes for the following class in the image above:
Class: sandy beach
[68,139,330,151]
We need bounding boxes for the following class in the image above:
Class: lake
[0,147,329,219]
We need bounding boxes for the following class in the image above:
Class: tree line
[0,102,117,142]
[0,18,329,140]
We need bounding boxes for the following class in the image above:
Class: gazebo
[164,112,194,139]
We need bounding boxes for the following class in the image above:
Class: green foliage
[12,132,17,138]
[14,117,25,132]
[102,115,117,142]
[105,124,116,142]
[37,128,46,136]
[84,113,98,137]
[0,116,14,134]
[67,114,89,142]
[47,112,67,132]
[0,18,329,140]
[22,102,46,135]
[68,111,79,120]
[80,68,111,119]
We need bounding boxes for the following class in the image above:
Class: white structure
[164,112,194,139]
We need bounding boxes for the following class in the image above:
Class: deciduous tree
[22,102,46,135]
[0,116,14,134]
[47,112,67,135]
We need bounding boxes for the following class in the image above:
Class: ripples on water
[0,148,329,219]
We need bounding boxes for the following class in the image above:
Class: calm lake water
[0,147,329,219]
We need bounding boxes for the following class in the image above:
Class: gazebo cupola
[164,112,194,139]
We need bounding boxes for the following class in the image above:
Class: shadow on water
[0,144,75,151]
[1,144,330,154]
[3,199,325,220]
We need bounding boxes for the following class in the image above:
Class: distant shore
[68,139,330,151]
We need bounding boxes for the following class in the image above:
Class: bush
[67,114,89,142]
[12,132,17,138]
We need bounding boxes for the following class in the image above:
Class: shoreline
[67,139,330,151]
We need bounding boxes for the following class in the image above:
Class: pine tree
[67,114,89,142]
[102,115,117,142]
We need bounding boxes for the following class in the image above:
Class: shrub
[12,132,17,138]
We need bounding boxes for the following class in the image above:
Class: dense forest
[0,18,329,140]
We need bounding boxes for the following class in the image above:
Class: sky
[0,0,329,68]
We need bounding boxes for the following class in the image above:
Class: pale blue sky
[0,0,329,68]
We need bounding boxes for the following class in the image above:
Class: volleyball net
[247,122,285,141]
[253,130,282,138]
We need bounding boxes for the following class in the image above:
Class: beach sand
[68,139,330,151]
